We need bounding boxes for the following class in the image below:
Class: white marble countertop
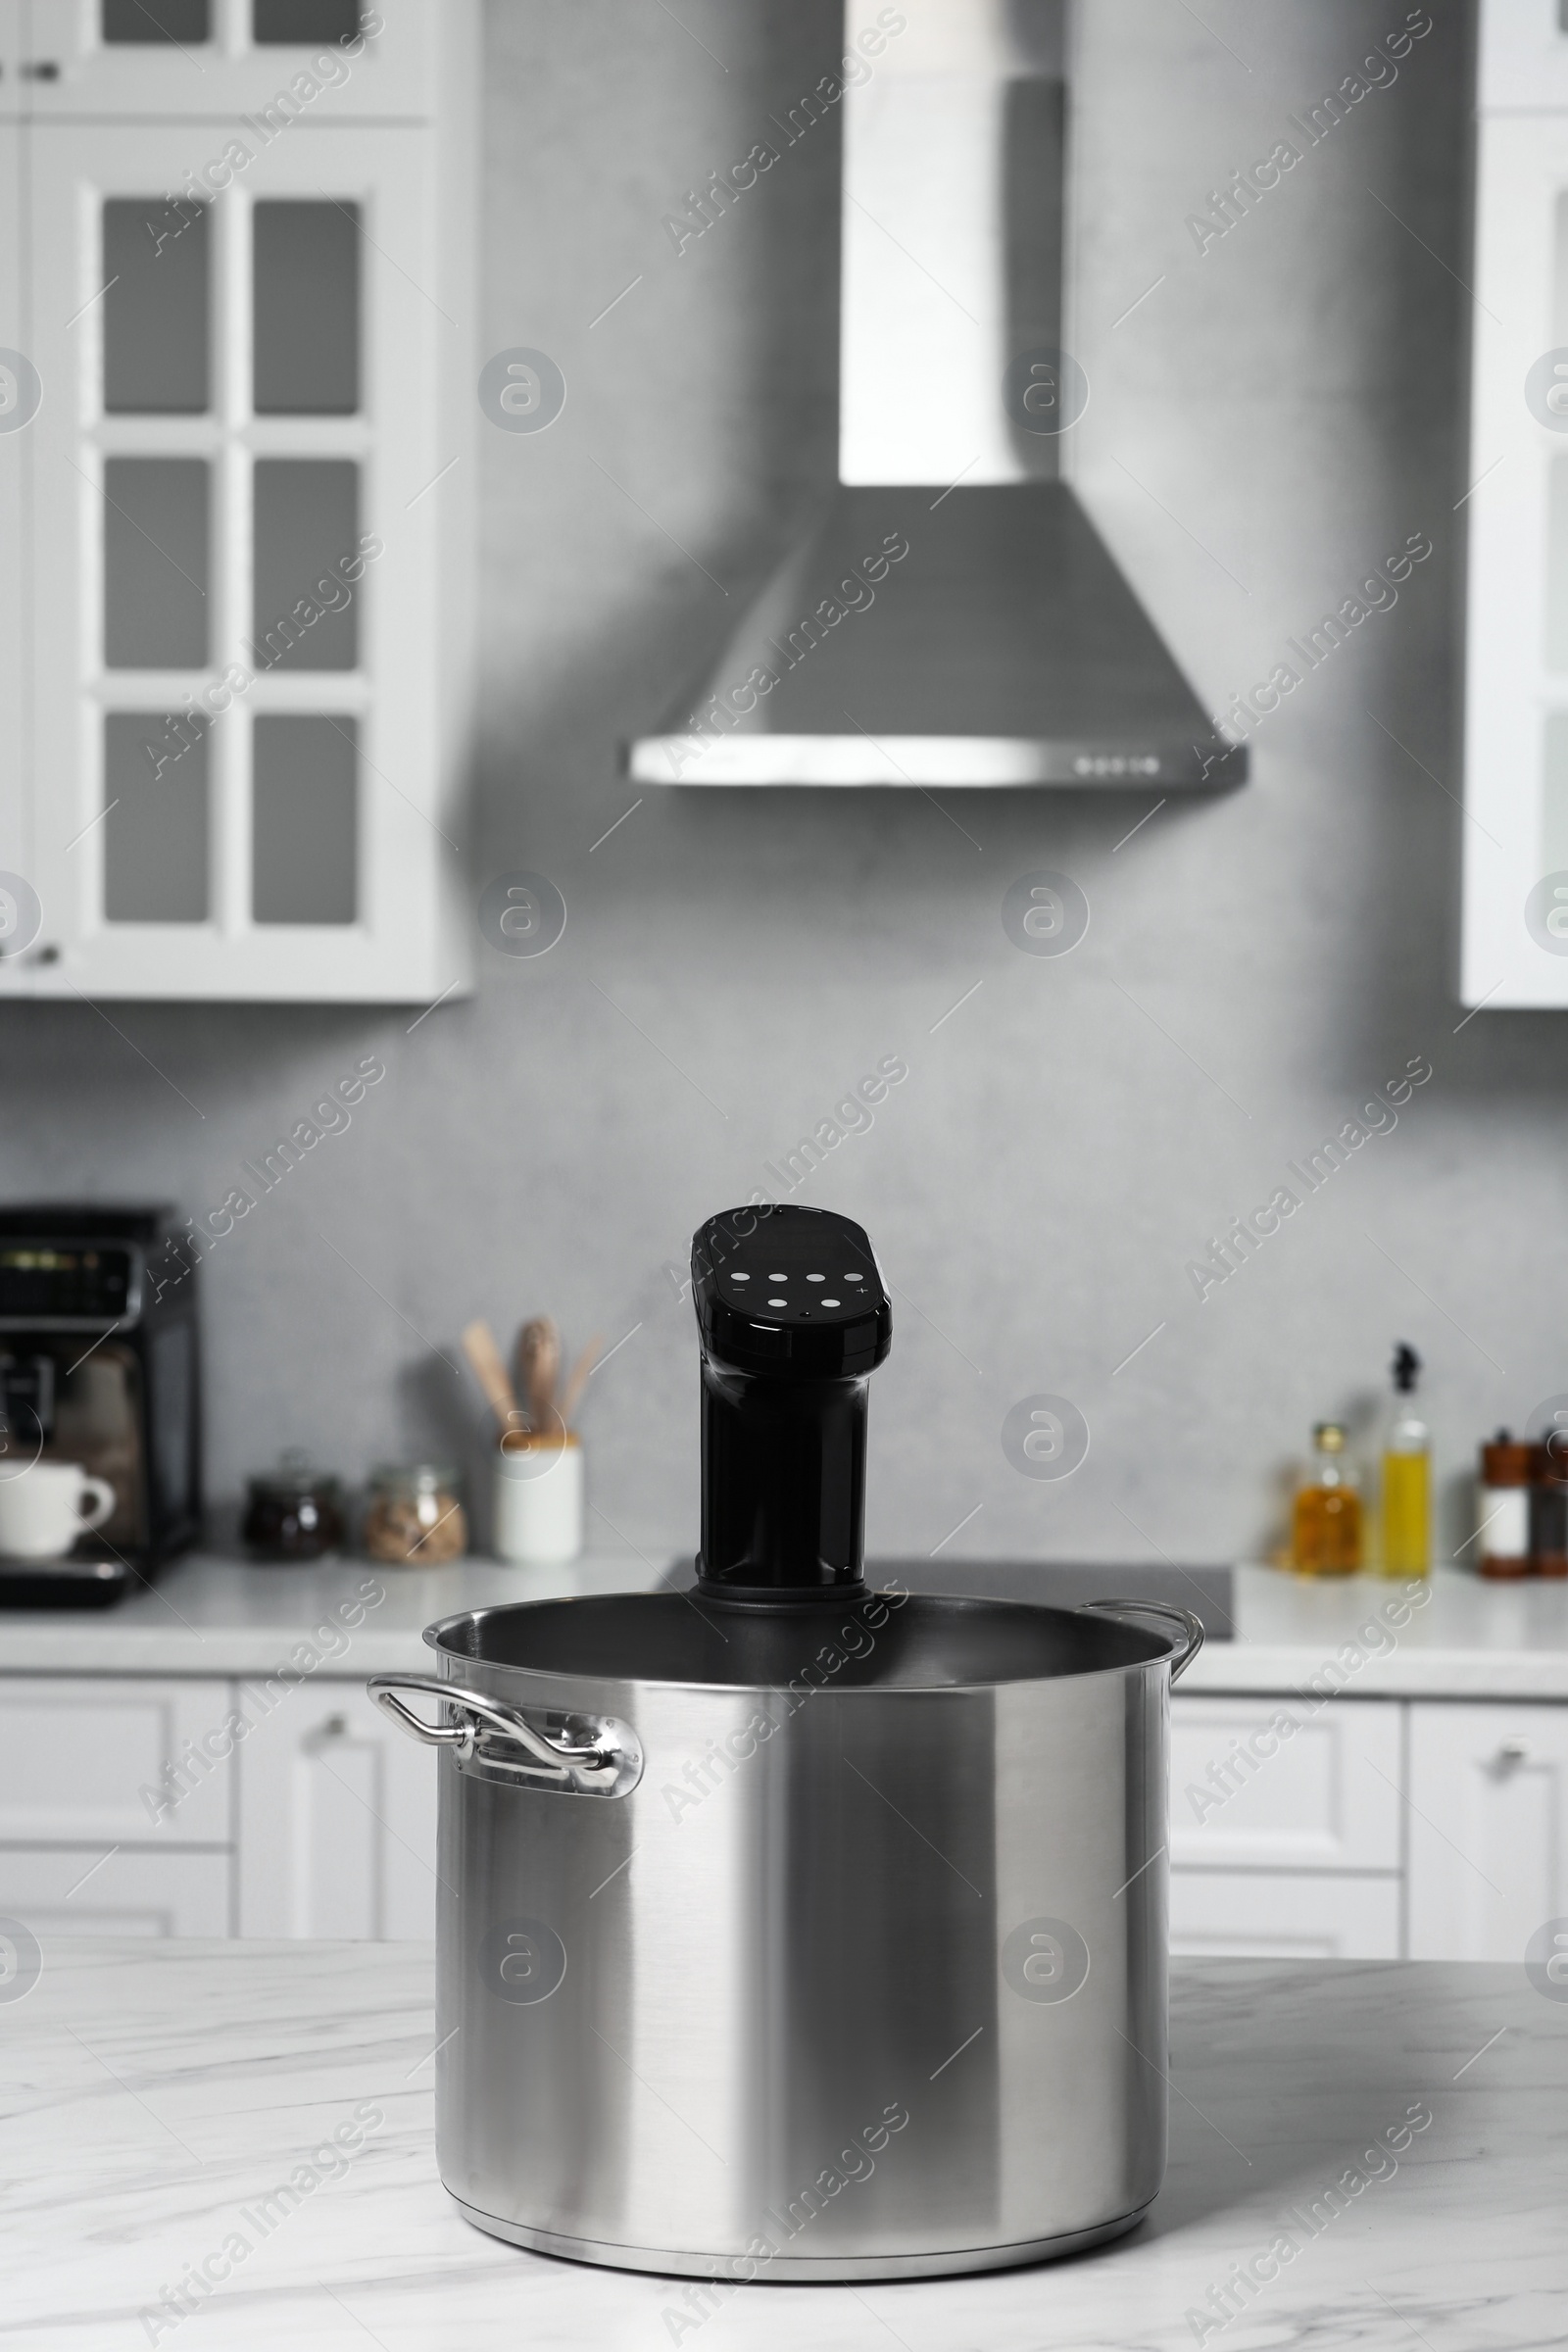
[5,1941,1561,2349]
[1176,1564,1568,1700]
[3,1553,1568,1698]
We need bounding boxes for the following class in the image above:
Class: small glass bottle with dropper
[1292,1422,1362,1575]
[1380,1343,1431,1578]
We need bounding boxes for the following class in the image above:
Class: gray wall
[8,0,1559,1568]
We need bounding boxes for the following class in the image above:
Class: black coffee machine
[0,1205,202,1605]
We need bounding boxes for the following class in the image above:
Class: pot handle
[1078,1598,1205,1684]
[368,1673,617,1784]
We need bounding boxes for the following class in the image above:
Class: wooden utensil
[462,1320,521,1436]
[560,1334,604,1433]
[516,1316,562,1432]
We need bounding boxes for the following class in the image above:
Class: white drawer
[1170,1695,1402,1871]
[0,1845,230,1937]
[1171,1870,1401,1960]
[0,1678,234,1845]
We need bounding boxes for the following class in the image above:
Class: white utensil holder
[493,1436,583,1566]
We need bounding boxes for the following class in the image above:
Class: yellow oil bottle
[1380,1342,1430,1577]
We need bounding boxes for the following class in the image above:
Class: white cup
[494,1436,583,1566]
[0,1462,117,1562]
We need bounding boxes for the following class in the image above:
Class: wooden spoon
[560,1334,604,1432]
[462,1320,521,1437]
[516,1316,561,1433]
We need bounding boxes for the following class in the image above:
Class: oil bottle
[1380,1342,1431,1577]
[1292,1422,1362,1575]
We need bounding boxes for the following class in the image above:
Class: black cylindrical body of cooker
[692,1204,892,1602]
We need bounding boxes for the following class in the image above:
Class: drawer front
[0,1678,235,1845]
[0,1846,230,1937]
[1170,1694,1403,1870]
[1171,1871,1401,1960]
[1408,1701,1568,1961]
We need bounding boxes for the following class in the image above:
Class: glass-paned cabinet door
[1462,56,1568,1004]
[15,0,432,119]
[0,103,23,958]
[20,119,469,1000]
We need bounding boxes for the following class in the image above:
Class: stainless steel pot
[369,1582,1200,2281]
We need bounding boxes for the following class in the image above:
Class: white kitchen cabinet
[1169,1871,1401,1960]
[1407,1701,1568,1960]
[235,1679,437,1938]
[0,0,475,1003]
[0,1844,229,1936]
[1169,1695,1402,1872]
[0,1675,233,1844]
[1461,1,1568,1004]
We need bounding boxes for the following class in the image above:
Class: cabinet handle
[1494,1738,1530,1770]
[21,62,60,79]
[304,1711,352,1754]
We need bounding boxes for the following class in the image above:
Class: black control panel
[0,1246,137,1327]
[692,1205,891,1379]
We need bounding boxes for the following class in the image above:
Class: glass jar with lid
[241,1450,347,1562]
[363,1462,466,1565]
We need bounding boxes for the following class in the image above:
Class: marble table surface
[4,1943,1563,2350]
[5,1554,1568,1698]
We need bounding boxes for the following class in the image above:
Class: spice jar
[241,1451,347,1562]
[1478,1433,1533,1578]
[363,1462,466,1565]
[1532,1434,1568,1579]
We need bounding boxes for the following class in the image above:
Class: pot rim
[420,1587,1195,1698]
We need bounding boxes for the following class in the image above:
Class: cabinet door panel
[0,1844,229,1936]
[1170,1695,1403,1871]
[0,1676,233,1843]
[13,118,464,1003]
[1461,111,1568,1005]
[1408,1702,1568,1960]
[235,1680,436,1939]
[1170,1871,1401,1961]
[0,122,24,906]
[19,3,435,120]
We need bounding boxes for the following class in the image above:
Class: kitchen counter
[7,1941,1562,2349]
[4,1553,1568,1698]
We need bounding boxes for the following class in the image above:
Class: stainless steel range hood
[628,0,1244,791]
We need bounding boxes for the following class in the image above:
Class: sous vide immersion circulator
[691,1203,891,1604]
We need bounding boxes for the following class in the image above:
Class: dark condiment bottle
[1478,1433,1534,1579]
[241,1449,347,1562]
[1532,1433,1568,1579]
